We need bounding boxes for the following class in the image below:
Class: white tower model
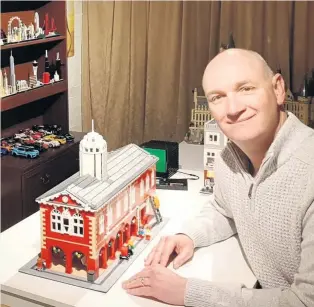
[79,120,108,181]
[9,51,16,94]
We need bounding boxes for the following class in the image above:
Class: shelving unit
[1,1,81,232]
[0,35,66,51]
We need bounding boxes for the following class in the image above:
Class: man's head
[202,48,286,146]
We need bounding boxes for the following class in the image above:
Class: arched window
[62,209,72,234]
[99,214,104,234]
[151,171,155,187]
[107,205,113,228]
[124,193,128,212]
[73,213,84,236]
[145,175,150,192]
[51,209,62,232]
[140,180,144,197]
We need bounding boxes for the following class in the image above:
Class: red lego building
[36,127,158,280]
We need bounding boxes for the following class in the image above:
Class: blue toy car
[1,147,9,156]
[12,146,39,159]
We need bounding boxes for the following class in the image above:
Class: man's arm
[184,202,314,307]
[179,182,237,248]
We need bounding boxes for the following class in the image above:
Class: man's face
[203,52,283,143]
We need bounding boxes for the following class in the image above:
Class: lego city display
[200,119,228,194]
[1,49,64,98]
[19,123,169,293]
[3,12,59,46]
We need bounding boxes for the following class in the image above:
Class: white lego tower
[79,120,108,181]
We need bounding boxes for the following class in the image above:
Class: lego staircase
[149,196,162,224]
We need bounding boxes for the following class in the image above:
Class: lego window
[145,175,150,192]
[131,186,136,204]
[99,214,105,234]
[73,213,84,236]
[140,180,144,197]
[206,132,220,145]
[124,193,128,212]
[51,209,62,233]
[107,205,113,227]
[151,171,155,187]
[62,209,71,234]
[116,200,121,219]
[96,148,99,152]
[90,148,93,152]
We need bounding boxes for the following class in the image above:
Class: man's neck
[236,111,287,177]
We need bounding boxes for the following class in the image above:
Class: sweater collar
[228,112,312,177]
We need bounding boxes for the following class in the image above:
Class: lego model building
[200,119,228,194]
[283,75,314,128]
[20,123,166,293]
[184,88,212,144]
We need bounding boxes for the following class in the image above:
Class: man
[122,49,314,307]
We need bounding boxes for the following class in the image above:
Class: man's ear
[272,73,286,106]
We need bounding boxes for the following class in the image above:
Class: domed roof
[80,121,107,148]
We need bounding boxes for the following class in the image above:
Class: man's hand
[144,234,194,269]
[122,264,187,306]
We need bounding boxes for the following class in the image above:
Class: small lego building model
[19,121,168,293]
[200,119,228,194]
[283,76,314,128]
[184,88,212,144]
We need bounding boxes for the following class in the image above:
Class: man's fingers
[151,237,166,265]
[173,248,192,269]
[144,246,156,266]
[159,240,176,267]
[126,286,152,297]
[123,268,151,287]
[123,276,151,289]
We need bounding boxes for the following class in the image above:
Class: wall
[67,1,82,132]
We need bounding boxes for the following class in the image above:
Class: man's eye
[240,86,254,92]
[210,95,221,102]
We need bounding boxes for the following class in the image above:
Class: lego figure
[36,256,45,271]
[138,224,145,238]
[145,226,152,240]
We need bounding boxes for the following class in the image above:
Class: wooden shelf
[0,35,66,51]
[1,80,68,112]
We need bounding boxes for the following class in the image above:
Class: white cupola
[79,120,108,181]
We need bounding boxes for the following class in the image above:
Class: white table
[0,169,256,307]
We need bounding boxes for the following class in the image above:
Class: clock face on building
[62,196,69,203]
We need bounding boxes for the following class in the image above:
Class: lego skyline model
[19,123,168,293]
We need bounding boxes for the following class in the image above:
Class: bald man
[123,49,314,307]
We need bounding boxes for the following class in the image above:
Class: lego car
[11,146,39,159]
[1,147,9,156]
[60,133,75,142]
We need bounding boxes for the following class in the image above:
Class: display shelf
[1,80,68,112]
[0,35,65,51]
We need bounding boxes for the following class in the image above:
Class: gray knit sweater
[181,112,314,307]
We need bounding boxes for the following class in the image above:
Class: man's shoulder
[292,131,314,167]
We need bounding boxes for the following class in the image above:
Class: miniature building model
[185,88,212,144]
[283,88,313,127]
[36,124,159,281]
[201,119,228,194]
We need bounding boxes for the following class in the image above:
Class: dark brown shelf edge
[0,35,66,51]
[1,80,68,112]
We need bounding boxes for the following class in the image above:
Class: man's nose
[226,93,246,116]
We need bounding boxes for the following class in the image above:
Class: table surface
[1,152,257,307]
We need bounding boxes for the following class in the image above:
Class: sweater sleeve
[184,201,314,307]
[178,182,237,248]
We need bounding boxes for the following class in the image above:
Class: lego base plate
[18,218,169,293]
